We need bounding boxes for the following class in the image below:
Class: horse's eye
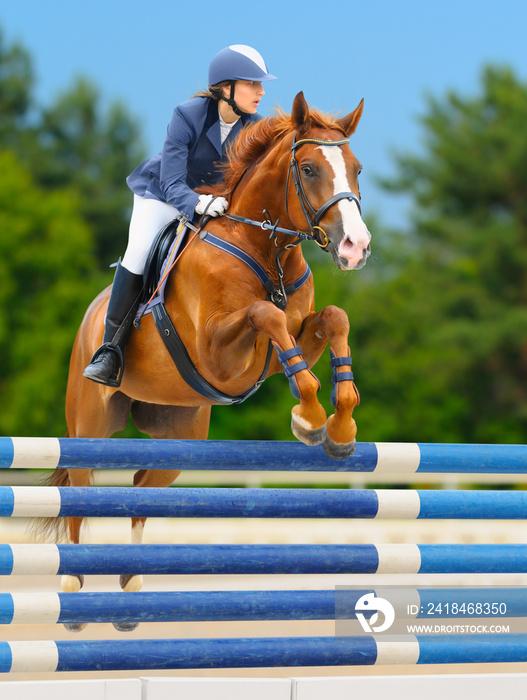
[301,165,314,177]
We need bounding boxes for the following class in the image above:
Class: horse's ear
[337,98,364,136]
[292,91,311,133]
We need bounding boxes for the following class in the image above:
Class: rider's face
[224,80,265,116]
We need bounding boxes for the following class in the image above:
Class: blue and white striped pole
[0,588,526,625]
[1,486,527,519]
[2,635,527,672]
[1,543,527,575]
[1,437,527,472]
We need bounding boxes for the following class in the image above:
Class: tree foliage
[0,27,34,143]
[0,27,141,436]
[0,151,104,435]
[34,78,145,267]
[351,66,527,443]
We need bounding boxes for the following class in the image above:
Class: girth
[152,229,311,404]
[152,303,273,405]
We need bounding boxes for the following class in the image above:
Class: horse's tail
[44,430,72,489]
[29,469,71,543]
[30,430,74,542]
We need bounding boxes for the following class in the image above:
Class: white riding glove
[195,194,229,217]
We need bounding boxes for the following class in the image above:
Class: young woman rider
[83,45,276,386]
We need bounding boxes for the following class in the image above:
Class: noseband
[285,135,361,248]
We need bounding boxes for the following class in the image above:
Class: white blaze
[318,145,371,268]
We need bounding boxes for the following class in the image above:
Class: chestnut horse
[57,92,370,630]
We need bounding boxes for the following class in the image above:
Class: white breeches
[121,195,180,275]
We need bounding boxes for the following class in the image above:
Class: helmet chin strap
[219,81,247,117]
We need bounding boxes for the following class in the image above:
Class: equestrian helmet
[208,45,276,86]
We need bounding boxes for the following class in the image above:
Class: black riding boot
[83,261,144,387]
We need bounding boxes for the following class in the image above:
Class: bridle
[220,132,362,249]
[189,130,363,307]
[285,135,362,248]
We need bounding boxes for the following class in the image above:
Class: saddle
[143,219,188,299]
[134,219,189,327]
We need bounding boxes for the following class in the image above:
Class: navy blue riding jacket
[126,96,263,219]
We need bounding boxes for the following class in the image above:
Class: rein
[223,212,315,242]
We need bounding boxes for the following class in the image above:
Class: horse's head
[287,92,371,271]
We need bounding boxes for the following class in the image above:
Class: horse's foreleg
[247,301,327,445]
[297,305,359,459]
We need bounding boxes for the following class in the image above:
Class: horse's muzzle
[353,245,371,270]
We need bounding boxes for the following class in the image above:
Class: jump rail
[2,635,527,673]
[2,543,527,575]
[2,486,527,519]
[1,588,526,625]
[2,437,527,472]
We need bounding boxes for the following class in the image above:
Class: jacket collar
[205,100,246,156]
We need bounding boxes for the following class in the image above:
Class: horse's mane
[209,106,347,199]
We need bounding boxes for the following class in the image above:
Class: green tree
[0,27,145,271]
[0,26,143,436]
[0,150,104,436]
[351,65,527,443]
[0,26,34,145]
[34,77,145,268]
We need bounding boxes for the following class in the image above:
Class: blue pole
[3,486,527,519]
[1,588,526,625]
[2,437,527,472]
[56,636,381,671]
[417,634,527,664]
[2,543,527,575]
[2,635,527,672]
[0,590,341,624]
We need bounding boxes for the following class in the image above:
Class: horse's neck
[223,141,309,277]
[229,144,291,230]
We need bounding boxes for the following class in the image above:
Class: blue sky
[2,0,527,227]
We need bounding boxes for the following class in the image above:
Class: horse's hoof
[113,621,140,632]
[291,414,327,446]
[120,573,143,592]
[114,574,142,630]
[61,574,84,593]
[323,433,356,460]
[64,622,88,633]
